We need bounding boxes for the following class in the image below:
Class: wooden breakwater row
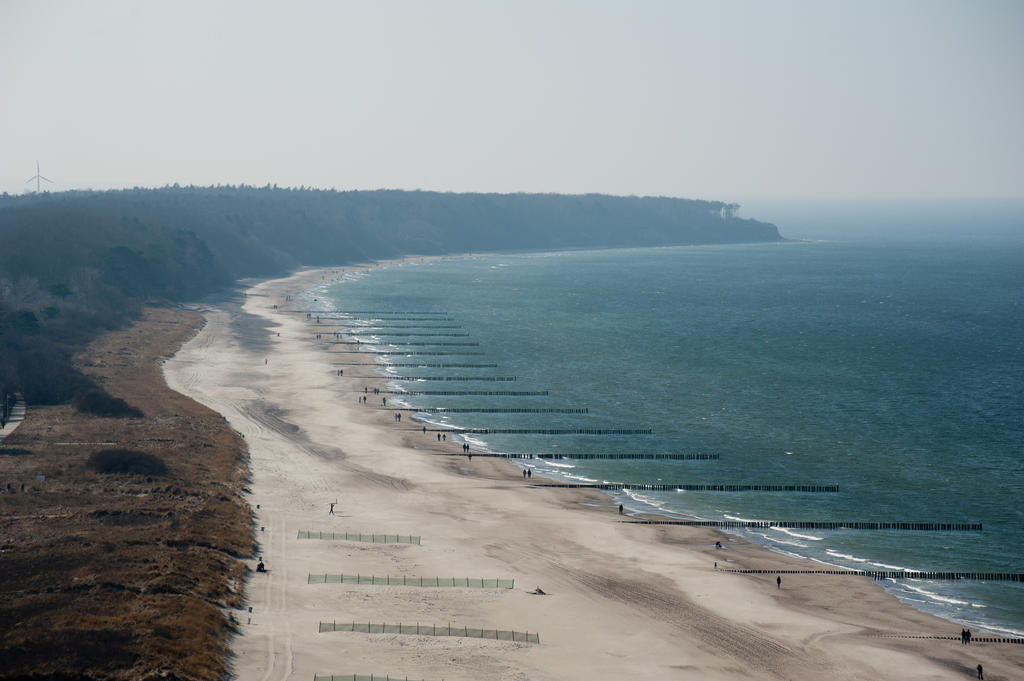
[357,332,471,337]
[435,452,713,461]
[304,310,449,315]
[624,520,981,530]
[345,351,487,356]
[722,569,1020,582]
[335,324,463,329]
[428,428,653,435]
[339,341,481,347]
[379,363,499,368]
[380,376,517,382]
[402,408,589,414]
[872,634,1024,644]
[542,483,838,492]
[537,452,719,460]
[322,317,457,322]
[385,391,549,396]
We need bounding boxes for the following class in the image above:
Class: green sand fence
[319,621,540,644]
[308,574,514,588]
[298,530,420,544]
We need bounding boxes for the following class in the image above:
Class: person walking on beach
[776,575,781,589]
[977,663,983,679]
[329,502,335,515]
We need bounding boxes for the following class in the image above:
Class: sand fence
[297,530,421,544]
[319,621,539,643]
[308,574,514,588]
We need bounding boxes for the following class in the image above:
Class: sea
[297,206,1024,637]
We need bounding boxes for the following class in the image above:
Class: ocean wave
[461,434,490,450]
[412,415,450,430]
[752,532,807,548]
[723,513,767,523]
[624,490,671,512]
[899,583,972,607]
[558,472,599,483]
[769,527,824,541]
[825,549,868,563]
[543,461,576,469]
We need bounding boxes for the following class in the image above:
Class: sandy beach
[163,266,1023,681]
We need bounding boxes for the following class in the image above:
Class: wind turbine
[25,161,53,193]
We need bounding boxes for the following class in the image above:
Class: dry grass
[0,307,255,680]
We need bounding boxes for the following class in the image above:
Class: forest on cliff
[0,186,782,405]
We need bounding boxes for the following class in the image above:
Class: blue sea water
[301,237,1024,636]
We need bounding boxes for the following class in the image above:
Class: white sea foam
[899,583,972,607]
[752,532,807,548]
[461,434,489,449]
[559,472,599,483]
[723,513,767,523]
[625,490,672,512]
[825,550,868,563]
[770,527,824,541]
[543,461,576,469]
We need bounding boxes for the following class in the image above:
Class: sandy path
[0,394,26,444]
[164,269,1023,681]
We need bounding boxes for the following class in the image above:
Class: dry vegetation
[0,307,254,681]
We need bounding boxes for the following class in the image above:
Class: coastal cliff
[0,187,781,404]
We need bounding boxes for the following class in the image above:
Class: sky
[2,0,1022,201]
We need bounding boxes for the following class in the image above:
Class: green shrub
[74,390,144,418]
[86,450,167,476]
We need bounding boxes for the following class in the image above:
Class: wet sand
[164,265,1023,681]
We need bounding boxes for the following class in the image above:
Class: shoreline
[165,263,1023,680]
[295,258,1024,639]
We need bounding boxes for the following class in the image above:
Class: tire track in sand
[256,510,294,681]
[507,541,806,678]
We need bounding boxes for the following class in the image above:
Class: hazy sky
[2,1,1022,200]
